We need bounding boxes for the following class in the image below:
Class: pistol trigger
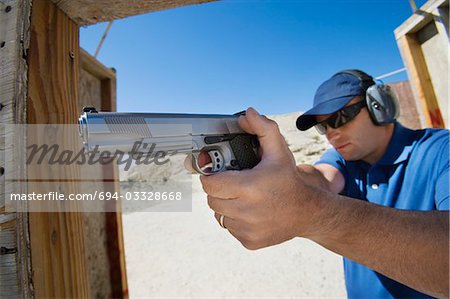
[191,153,212,176]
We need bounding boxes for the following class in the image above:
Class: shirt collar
[376,122,418,166]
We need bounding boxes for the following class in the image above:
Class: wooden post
[394,0,448,128]
[0,0,32,297]
[27,0,89,297]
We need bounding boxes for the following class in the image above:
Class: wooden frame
[395,0,449,128]
[2,0,215,296]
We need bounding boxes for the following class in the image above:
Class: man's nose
[325,126,340,141]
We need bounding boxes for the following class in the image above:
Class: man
[196,70,449,298]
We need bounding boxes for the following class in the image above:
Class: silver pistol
[78,107,260,175]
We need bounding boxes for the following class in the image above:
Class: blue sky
[80,0,425,115]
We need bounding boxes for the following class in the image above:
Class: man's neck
[363,123,395,165]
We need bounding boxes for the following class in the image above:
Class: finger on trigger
[183,155,195,173]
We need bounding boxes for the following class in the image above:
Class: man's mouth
[335,143,350,150]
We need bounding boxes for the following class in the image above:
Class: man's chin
[338,151,359,162]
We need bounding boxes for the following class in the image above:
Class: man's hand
[196,108,330,250]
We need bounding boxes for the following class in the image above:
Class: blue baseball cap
[296,73,366,131]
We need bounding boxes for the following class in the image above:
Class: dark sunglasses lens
[330,111,351,128]
[316,101,365,133]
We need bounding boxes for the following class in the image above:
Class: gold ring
[219,214,226,229]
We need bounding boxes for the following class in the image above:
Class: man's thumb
[238,108,291,160]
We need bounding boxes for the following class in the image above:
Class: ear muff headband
[334,69,400,125]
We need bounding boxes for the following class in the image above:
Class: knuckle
[207,195,214,209]
[207,196,222,214]
[241,240,261,251]
[266,119,280,131]
[240,225,259,243]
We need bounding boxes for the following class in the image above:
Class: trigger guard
[191,153,212,176]
[190,150,225,176]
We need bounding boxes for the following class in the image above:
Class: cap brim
[296,96,354,131]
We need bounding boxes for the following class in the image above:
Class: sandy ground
[121,112,347,298]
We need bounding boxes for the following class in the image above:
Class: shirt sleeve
[314,148,347,178]
[435,168,449,210]
[434,131,449,211]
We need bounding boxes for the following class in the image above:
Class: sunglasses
[315,101,366,135]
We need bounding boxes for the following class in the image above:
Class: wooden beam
[27,0,89,297]
[0,0,32,297]
[50,0,217,25]
[394,0,448,38]
[80,48,116,80]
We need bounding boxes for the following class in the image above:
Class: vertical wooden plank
[101,71,129,298]
[27,0,89,297]
[101,72,117,112]
[104,166,129,298]
[396,32,445,128]
[432,5,449,126]
[0,0,33,297]
[79,48,128,297]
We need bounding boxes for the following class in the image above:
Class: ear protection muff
[335,69,400,126]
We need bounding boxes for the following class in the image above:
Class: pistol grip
[191,134,260,175]
[229,134,260,170]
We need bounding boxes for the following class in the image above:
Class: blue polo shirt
[315,122,449,298]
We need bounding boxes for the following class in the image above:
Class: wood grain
[396,34,445,128]
[50,0,216,25]
[79,48,128,298]
[27,0,89,297]
[0,0,33,297]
